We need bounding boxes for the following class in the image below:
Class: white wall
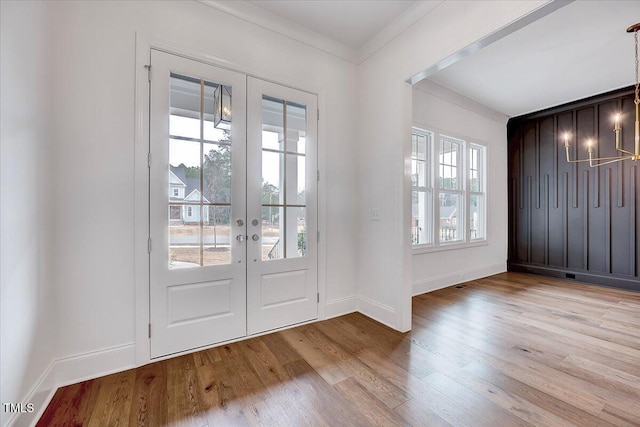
[49,0,358,359]
[1,2,57,425]
[411,81,510,294]
[356,0,549,331]
[0,1,553,424]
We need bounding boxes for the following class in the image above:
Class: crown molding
[357,1,444,63]
[199,0,358,63]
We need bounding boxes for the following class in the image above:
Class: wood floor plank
[422,371,535,427]
[333,377,407,426]
[283,359,374,426]
[37,272,640,427]
[301,324,411,408]
[128,362,168,427]
[86,369,136,427]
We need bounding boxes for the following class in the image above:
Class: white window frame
[412,126,488,254]
[411,128,433,246]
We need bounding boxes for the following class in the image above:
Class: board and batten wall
[507,86,639,291]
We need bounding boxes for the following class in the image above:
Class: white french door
[148,50,317,358]
[246,77,318,335]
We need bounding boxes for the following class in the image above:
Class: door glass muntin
[168,72,233,268]
[260,95,307,260]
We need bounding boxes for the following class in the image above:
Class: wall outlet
[371,208,382,221]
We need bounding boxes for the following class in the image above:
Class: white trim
[412,262,506,296]
[54,343,136,389]
[413,239,488,255]
[8,344,136,427]
[198,0,356,63]
[356,295,397,330]
[406,0,574,84]
[134,32,327,366]
[413,80,509,124]
[5,361,55,427]
[357,1,444,63]
[324,296,358,320]
[134,33,152,365]
[198,1,445,66]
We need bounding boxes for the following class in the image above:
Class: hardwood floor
[37,272,640,426]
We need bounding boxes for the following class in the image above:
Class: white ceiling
[427,0,640,117]
[246,0,418,49]
[204,0,640,117]
[202,0,442,62]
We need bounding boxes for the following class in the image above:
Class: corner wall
[411,82,510,294]
[1,2,57,425]
[49,0,358,364]
[355,0,550,331]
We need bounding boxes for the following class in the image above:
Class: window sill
[412,239,488,255]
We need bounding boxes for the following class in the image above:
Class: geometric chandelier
[564,22,640,167]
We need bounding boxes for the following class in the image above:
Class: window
[469,145,485,240]
[187,206,192,217]
[411,130,432,245]
[173,188,179,197]
[439,136,464,242]
[411,127,486,249]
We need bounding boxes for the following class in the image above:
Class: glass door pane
[260,95,307,260]
[168,73,233,267]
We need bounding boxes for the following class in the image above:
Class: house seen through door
[149,49,318,358]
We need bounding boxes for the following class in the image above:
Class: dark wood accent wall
[507,86,639,292]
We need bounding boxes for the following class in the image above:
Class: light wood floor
[37,272,640,426]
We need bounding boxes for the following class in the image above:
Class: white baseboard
[9,343,136,427]
[357,295,397,330]
[12,267,514,427]
[412,262,506,296]
[324,295,357,320]
[7,361,55,427]
[54,342,136,388]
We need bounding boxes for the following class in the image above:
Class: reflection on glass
[262,97,284,150]
[439,138,461,190]
[285,154,305,205]
[470,147,481,192]
[167,73,234,269]
[287,207,306,258]
[412,159,427,187]
[262,206,284,260]
[260,96,308,260]
[203,143,231,204]
[286,102,306,153]
[412,191,430,245]
[262,150,283,201]
[169,205,201,268]
[170,74,201,139]
[170,116,200,140]
[203,206,232,266]
[470,194,484,240]
[439,192,462,242]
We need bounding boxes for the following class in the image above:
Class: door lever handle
[236,234,245,242]
[252,234,260,241]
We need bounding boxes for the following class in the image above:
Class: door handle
[252,234,260,241]
[236,234,245,242]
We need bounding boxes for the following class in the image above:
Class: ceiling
[246,0,419,49]
[427,0,640,117]
[205,0,640,118]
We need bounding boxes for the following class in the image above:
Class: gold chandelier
[564,22,640,167]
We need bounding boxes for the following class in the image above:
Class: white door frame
[134,33,327,365]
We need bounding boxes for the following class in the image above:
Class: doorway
[148,50,318,358]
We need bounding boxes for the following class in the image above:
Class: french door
[149,50,317,358]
